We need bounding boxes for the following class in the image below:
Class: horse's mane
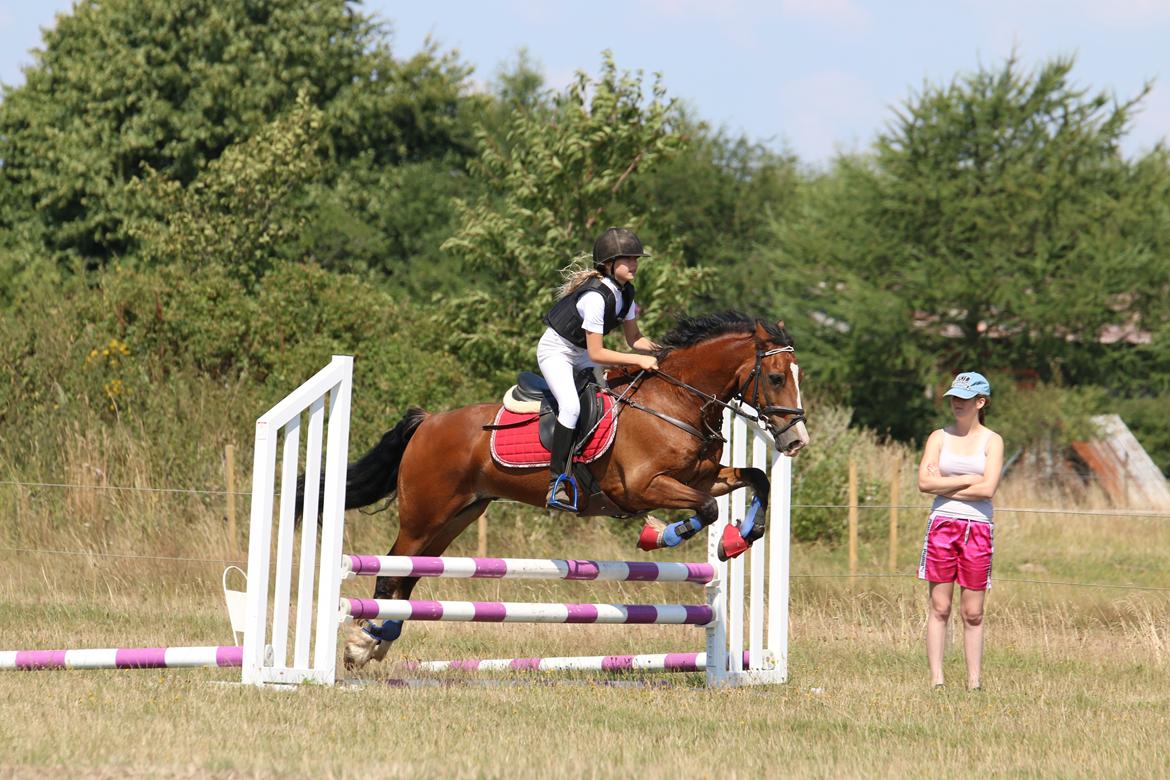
[656,311,792,358]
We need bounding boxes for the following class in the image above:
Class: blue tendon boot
[638,515,704,551]
[740,496,765,542]
[362,619,403,644]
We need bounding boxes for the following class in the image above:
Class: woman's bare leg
[960,586,986,689]
[927,581,954,686]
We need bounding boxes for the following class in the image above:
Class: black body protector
[542,278,636,347]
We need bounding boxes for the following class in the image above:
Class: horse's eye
[768,373,785,388]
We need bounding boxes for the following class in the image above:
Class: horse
[334,311,809,669]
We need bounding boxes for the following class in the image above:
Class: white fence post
[241,355,353,687]
[706,403,791,687]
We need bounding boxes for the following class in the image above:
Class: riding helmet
[592,227,651,271]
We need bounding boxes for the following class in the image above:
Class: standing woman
[537,227,660,511]
[916,372,1004,690]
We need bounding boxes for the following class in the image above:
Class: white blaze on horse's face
[782,360,809,456]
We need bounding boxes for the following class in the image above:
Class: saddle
[501,369,606,454]
[490,370,634,518]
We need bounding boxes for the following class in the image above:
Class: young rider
[537,227,660,511]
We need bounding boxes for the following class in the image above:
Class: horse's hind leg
[343,497,493,671]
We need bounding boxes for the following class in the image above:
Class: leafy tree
[128,90,327,283]
[440,53,711,383]
[490,48,550,114]
[291,156,483,297]
[630,114,802,306]
[759,55,1170,439]
[0,0,475,265]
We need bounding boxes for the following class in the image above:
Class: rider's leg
[536,347,582,510]
[546,420,578,509]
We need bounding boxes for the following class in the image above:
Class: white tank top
[930,430,994,522]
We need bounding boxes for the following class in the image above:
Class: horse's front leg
[632,474,751,561]
[708,466,770,546]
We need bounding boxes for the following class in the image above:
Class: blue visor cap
[943,372,991,399]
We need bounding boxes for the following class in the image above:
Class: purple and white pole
[0,645,242,671]
[343,555,714,584]
[403,651,754,673]
[343,599,713,625]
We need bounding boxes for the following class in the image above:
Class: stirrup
[546,473,579,512]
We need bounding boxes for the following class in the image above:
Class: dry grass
[3,435,1170,778]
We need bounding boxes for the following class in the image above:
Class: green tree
[440,53,711,382]
[0,0,475,265]
[759,55,1170,439]
[631,114,802,307]
[128,90,327,283]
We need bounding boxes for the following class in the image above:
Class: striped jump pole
[342,599,713,625]
[1,646,242,671]
[403,651,752,674]
[343,555,714,583]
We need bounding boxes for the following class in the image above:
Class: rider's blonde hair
[555,255,606,300]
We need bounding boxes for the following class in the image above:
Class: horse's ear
[776,319,785,330]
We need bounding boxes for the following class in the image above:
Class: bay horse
[335,311,809,669]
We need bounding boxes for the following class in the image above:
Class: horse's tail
[295,407,427,517]
[343,408,427,508]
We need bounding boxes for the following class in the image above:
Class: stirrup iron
[547,473,579,512]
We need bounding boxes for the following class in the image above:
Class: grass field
[3,468,1169,779]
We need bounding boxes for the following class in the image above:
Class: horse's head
[738,320,809,456]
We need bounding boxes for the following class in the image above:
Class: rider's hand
[636,354,659,372]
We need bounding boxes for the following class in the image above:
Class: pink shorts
[917,514,994,590]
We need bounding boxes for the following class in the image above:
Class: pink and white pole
[1,646,241,671]
[403,652,752,674]
[342,598,713,625]
[343,555,714,584]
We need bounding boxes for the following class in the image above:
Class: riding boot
[546,421,579,511]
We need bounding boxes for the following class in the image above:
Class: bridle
[606,344,806,447]
[735,345,806,439]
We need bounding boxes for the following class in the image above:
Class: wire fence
[0,479,247,497]
[4,477,1170,594]
[3,544,1169,594]
[4,478,1170,518]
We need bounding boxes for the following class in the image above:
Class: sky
[1,0,1168,166]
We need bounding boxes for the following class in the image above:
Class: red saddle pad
[489,394,618,468]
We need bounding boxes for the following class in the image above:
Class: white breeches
[536,328,596,428]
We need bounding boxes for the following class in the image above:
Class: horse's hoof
[343,620,393,670]
[743,524,766,545]
[718,524,750,561]
[636,516,668,551]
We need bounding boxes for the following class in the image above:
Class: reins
[606,345,806,446]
